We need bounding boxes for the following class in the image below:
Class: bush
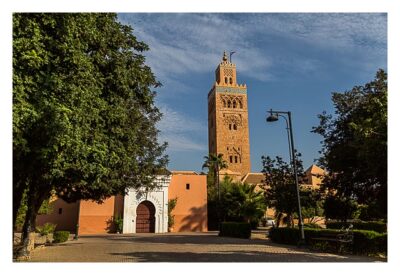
[219,222,251,239]
[303,223,322,229]
[53,231,70,243]
[326,221,386,233]
[168,198,178,231]
[352,230,387,255]
[268,227,302,244]
[114,215,123,233]
[250,219,259,229]
[268,227,387,255]
[36,223,57,236]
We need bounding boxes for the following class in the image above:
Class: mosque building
[37,52,323,234]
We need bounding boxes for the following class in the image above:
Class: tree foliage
[323,195,359,222]
[202,153,228,227]
[262,153,323,227]
[13,13,168,255]
[168,197,178,230]
[312,69,387,219]
[202,153,228,192]
[218,177,267,224]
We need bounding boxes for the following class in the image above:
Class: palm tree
[202,153,228,203]
[225,182,266,224]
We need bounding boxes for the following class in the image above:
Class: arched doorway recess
[135,201,156,233]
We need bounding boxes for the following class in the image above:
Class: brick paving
[27,232,385,262]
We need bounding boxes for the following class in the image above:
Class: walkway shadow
[83,233,274,246]
[109,250,379,262]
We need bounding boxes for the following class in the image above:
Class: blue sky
[118,13,387,173]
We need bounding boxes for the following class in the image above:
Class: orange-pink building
[37,171,207,234]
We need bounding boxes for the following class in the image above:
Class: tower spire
[222,51,228,62]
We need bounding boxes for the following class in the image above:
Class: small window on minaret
[227,147,229,151]
[235,156,238,163]
[225,77,228,84]
[230,78,233,84]
[229,156,233,163]
[233,100,237,108]
[227,100,231,108]
[233,124,237,130]
[229,124,232,130]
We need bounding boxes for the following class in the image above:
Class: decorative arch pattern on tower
[223,113,243,127]
[220,95,244,109]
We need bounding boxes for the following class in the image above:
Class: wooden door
[136,201,156,233]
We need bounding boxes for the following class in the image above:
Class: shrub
[326,221,386,233]
[268,227,301,244]
[53,231,70,243]
[36,223,57,236]
[114,215,123,233]
[303,223,322,229]
[352,230,387,255]
[168,197,178,231]
[268,227,387,255]
[219,222,251,239]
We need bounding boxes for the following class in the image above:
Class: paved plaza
[26,232,385,262]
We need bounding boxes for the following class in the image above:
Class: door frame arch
[135,200,156,233]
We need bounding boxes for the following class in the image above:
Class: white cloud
[119,13,274,83]
[119,13,386,88]
[157,105,207,152]
[248,13,387,51]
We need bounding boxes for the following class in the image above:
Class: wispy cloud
[119,13,386,86]
[119,13,274,82]
[247,13,387,51]
[157,105,206,152]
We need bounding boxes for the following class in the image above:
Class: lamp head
[266,110,279,122]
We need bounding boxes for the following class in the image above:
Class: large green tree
[13,13,167,256]
[312,69,387,219]
[262,153,322,227]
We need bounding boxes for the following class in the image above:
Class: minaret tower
[207,51,251,178]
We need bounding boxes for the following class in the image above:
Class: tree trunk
[13,181,27,230]
[17,188,46,258]
[215,166,220,221]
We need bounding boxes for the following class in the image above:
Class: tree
[262,153,322,227]
[13,13,168,256]
[323,195,359,222]
[202,153,228,203]
[312,69,387,219]
[202,153,227,229]
[299,188,324,224]
[214,176,266,226]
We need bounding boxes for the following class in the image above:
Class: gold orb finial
[222,51,228,62]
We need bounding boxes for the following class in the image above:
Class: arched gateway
[135,201,156,233]
[123,175,171,234]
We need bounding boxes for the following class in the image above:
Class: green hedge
[269,227,387,255]
[53,231,70,243]
[219,222,251,239]
[268,227,303,244]
[326,221,386,233]
[352,230,387,255]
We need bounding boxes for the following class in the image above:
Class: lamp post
[266,109,305,244]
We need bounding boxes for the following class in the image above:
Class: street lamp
[266,109,305,244]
